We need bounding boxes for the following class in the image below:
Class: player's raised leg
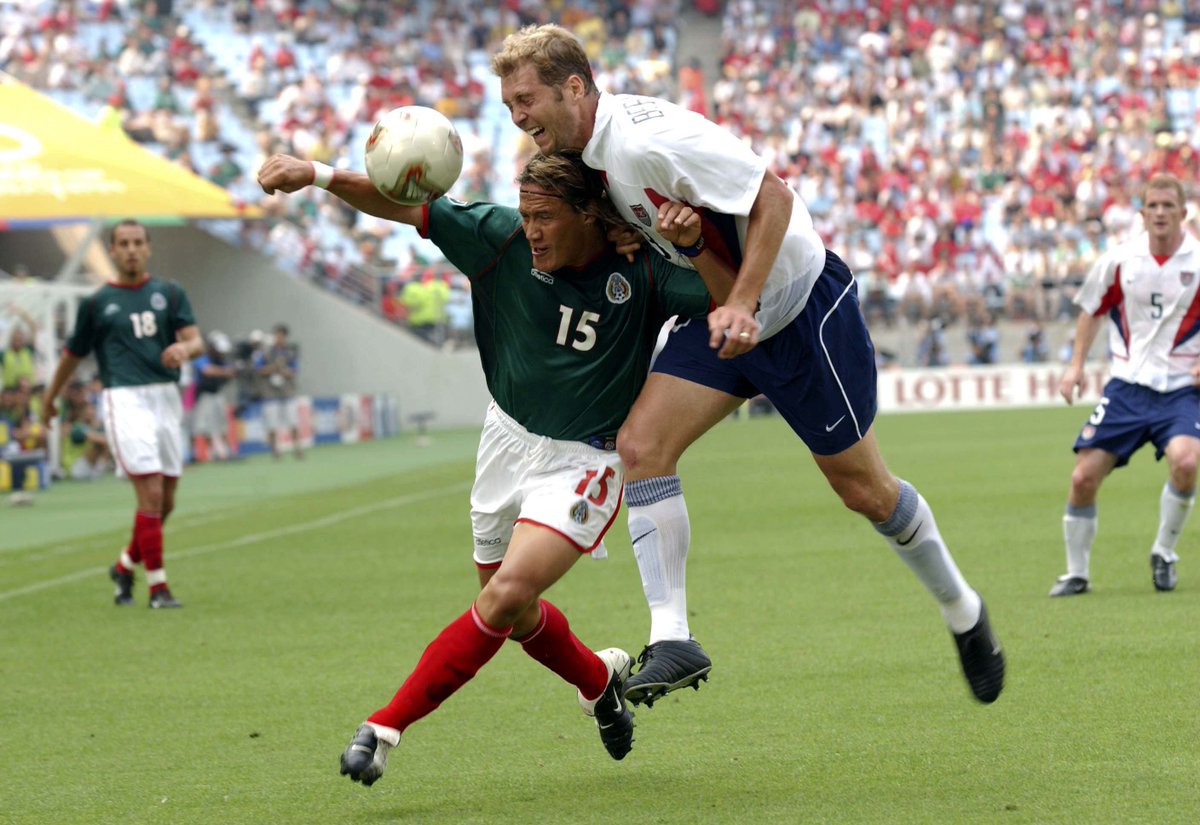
[617,372,742,706]
[815,431,1004,703]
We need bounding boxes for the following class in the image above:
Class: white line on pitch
[0,482,470,604]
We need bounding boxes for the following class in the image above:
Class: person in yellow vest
[400,270,450,346]
[1,304,39,389]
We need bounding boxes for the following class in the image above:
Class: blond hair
[1142,173,1186,206]
[491,24,598,95]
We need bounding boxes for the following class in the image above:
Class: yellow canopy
[0,77,261,224]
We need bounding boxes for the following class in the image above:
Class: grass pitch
[1,408,1197,824]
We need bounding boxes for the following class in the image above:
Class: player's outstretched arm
[257,154,424,226]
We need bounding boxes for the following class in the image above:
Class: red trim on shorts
[514,487,624,553]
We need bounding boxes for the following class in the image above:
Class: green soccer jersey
[425,198,712,442]
[66,277,197,388]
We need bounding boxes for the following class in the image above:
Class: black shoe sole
[624,668,711,707]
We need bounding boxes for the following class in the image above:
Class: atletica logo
[530,268,554,284]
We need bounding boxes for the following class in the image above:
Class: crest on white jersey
[1182,271,1194,286]
[630,204,652,227]
[150,292,167,311]
[605,273,632,304]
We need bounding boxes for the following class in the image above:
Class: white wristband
[311,161,334,190]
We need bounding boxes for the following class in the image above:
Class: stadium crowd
[4,0,1200,365]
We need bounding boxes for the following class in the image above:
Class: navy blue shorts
[1073,378,1200,467]
[652,249,877,455]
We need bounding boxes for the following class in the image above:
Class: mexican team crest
[606,273,632,304]
[150,292,167,310]
[570,500,590,524]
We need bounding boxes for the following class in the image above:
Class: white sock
[626,476,691,643]
[1063,503,1097,579]
[876,480,980,634]
[1152,481,1193,563]
[365,721,400,747]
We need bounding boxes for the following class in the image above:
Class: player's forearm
[326,169,425,226]
[690,249,736,305]
[1070,311,1103,369]
[728,174,792,311]
[43,353,81,409]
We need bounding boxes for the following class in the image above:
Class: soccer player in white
[1054,173,1200,596]
[492,24,1005,706]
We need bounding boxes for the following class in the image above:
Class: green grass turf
[1,409,1197,824]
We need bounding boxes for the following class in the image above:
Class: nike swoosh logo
[897,520,924,546]
[825,416,846,432]
[631,529,656,546]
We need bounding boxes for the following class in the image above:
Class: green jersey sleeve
[65,296,97,358]
[424,199,522,279]
[166,281,197,330]
[646,253,713,322]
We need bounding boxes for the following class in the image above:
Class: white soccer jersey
[1075,233,1200,392]
[582,93,826,339]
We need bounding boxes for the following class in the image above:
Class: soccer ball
[364,106,464,206]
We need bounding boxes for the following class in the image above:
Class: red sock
[367,604,511,733]
[513,600,608,701]
[135,511,166,593]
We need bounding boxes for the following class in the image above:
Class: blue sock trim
[875,479,918,537]
[625,475,682,507]
[1166,480,1195,499]
[1065,502,1097,518]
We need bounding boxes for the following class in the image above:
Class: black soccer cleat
[1151,554,1177,592]
[579,648,635,760]
[148,588,183,609]
[1048,575,1090,597]
[623,639,712,707]
[109,565,134,606]
[340,723,396,786]
[952,601,1005,704]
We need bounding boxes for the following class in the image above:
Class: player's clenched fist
[258,154,316,194]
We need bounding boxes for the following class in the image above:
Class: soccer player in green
[258,150,729,783]
[42,220,204,609]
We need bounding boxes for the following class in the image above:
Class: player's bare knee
[837,481,891,522]
[1069,467,1103,502]
[478,575,538,628]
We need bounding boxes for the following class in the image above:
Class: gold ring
[738,331,750,340]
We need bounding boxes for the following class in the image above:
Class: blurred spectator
[966,314,1000,366]
[254,323,302,460]
[1022,324,1051,364]
[192,330,237,461]
[58,379,111,481]
[917,317,949,368]
[2,303,40,388]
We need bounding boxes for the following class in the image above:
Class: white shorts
[192,392,228,437]
[471,401,624,567]
[261,397,296,432]
[102,383,184,478]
